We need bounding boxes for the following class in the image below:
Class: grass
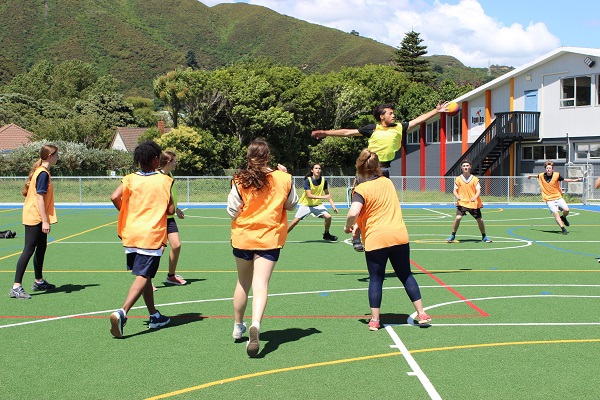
[1,205,599,399]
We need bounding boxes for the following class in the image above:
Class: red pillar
[439,113,447,191]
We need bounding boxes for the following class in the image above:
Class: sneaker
[31,280,56,292]
[446,235,455,243]
[109,309,127,338]
[148,312,170,329]
[165,274,187,285]
[562,229,568,235]
[352,236,365,252]
[232,321,247,339]
[246,323,260,357]
[368,319,380,331]
[152,283,157,291]
[482,236,492,243]
[9,286,31,299]
[561,215,570,227]
[323,232,338,242]
[417,313,432,325]
[9,230,16,238]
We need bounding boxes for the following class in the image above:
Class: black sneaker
[9,230,16,238]
[323,232,338,242]
[148,312,170,329]
[561,228,568,235]
[9,286,31,299]
[31,280,56,292]
[560,216,570,227]
[110,309,127,338]
[352,236,364,252]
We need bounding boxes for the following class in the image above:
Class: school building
[394,46,600,192]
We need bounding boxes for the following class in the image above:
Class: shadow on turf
[30,283,100,296]
[359,313,431,329]
[536,229,568,235]
[119,312,205,339]
[156,278,206,289]
[239,327,321,358]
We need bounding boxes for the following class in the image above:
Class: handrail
[445,111,540,177]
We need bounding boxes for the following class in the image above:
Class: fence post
[79,177,82,205]
[187,177,190,203]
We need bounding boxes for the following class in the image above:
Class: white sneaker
[246,322,260,357]
[232,322,246,339]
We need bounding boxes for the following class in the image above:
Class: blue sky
[200,0,599,68]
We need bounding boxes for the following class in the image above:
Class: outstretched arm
[407,101,450,131]
[311,128,362,139]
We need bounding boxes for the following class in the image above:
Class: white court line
[385,325,442,400]
[423,208,453,218]
[3,288,600,330]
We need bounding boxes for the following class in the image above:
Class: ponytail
[22,144,58,197]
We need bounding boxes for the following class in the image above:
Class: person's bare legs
[233,257,253,324]
[287,218,301,233]
[323,212,332,232]
[167,232,181,276]
[250,255,276,324]
[121,275,157,315]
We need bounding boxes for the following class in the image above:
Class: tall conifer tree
[394,31,433,85]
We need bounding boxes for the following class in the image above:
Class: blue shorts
[232,248,280,262]
[167,218,179,234]
[126,253,161,278]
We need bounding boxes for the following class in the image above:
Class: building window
[575,143,600,160]
[522,145,567,160]
[561,76,592,107]
[406,130,419,144]
[447,113,461,142]
[426,120,439,143]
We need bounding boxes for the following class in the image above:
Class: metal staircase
[445,111,540,177]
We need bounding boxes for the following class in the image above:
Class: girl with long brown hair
[227,138,298,357]
[10,144,59,299]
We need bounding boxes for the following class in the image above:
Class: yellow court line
[146,338,600,399]
[0,221,116,262]
[0,208,20,213]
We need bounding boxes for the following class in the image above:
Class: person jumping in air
[287,163,338,242]
[446,160,492,243]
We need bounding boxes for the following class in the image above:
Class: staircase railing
[445,111,540,177]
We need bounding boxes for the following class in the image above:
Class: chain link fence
[0,175,598,205]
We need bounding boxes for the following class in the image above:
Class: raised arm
[311,128,362,139]
[407,102,449,131]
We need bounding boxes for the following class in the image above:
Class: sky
[199,0,599,68]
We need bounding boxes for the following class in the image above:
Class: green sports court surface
[1,204,599,399]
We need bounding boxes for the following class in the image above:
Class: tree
[394,31,433,85]
[185,50,200,70]
[153,68,192,128]
[156,126,220,175]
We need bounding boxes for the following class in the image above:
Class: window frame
[561,75,592,108]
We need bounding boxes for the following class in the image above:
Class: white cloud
[198,0,561,68]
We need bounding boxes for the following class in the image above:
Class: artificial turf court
[1,204,600,399]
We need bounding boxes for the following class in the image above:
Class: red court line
[0,315,371,320]
[411,259,490,317]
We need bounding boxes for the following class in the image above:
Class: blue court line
[507,227,599,259]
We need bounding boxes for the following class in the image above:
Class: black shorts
[456,206,482,219]
[167,218,179,234]
[232,248,280,262]
[126,253,161,278]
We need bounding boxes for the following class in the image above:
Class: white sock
[251,321,260,330]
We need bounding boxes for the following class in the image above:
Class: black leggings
[365,243,421,308]
[14,223,48,284]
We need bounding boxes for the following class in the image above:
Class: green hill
[0,0,507,96]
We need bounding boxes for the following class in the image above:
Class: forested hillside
[0,0,506,96]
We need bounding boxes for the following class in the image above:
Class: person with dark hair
[227,138,298,357]
[108,140,174,338]
[446,160,492,243]
[527,160,583,235]
[312,102,449,251]
[344,148,431,331]
[9,144,59,299]
[158,150,187,286]
[287,163,338,241]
